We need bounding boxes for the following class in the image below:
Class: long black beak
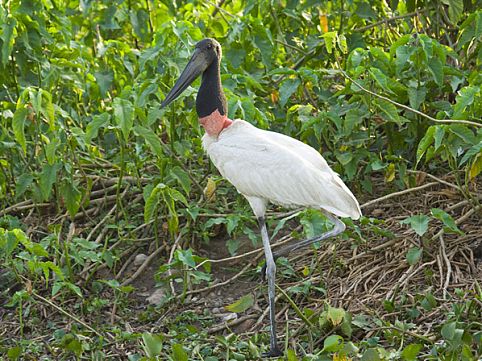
[161,48,208,108]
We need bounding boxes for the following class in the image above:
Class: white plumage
[203,119,362,220]
[161,38,362,357]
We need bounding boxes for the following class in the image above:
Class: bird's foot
[261,345,283,358]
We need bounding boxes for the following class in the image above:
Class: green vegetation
[1,0,481,360]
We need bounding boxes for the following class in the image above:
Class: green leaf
[421,293,437,311]
[406,247,422,265]
[322,334,343,352]
[401,214,430,236]
[327,306,345,326]
[7,346,22,360]
[460,141,482,165]
[442,0,463,24]
[1,17,16,67]
[279,78,300,107]
[15,173,34,198]
[395,45,411,74]
[427,57,443,85]
[356,3,377,19]
[1,230,20,257]
[401,343,422,361]
[144,186,161,222]
[226,237,240,255]
[39,163,60,201]
[337,34,348,54]
[12,106,28,154]
[61,182,82,218]
[171,343,188,361]
[374,99,400,123]
[40,90,55,129]
[113,98,134,141]
[85,113,110,143]
[453,86,478,118]
[449,124,476,145]
[94,70,114,97]
[416,126,435,164]
[441,321,456,340]
[369,67,391,93]
[286,349,297,361]
[469,152,482,180]
[170,166,191,195]
[225,294,254,313]
[340,312,353,337]
[322,31,337,54]
[133,125,163,157]
[142,332,163,358]
[344,108,364,133]
[361,348,381,361]
[45,138,59,165]
[434,125,446,151]
[407,86,427,110]
[252,19,273,67]
[431,208,463,235]
[176,249,196,267]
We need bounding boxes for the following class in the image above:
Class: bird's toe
[261,346,283,358]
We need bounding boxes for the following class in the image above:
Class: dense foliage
[0,0,481,360]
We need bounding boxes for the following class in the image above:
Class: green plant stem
[275,284,314,328]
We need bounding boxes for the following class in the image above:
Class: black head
[161,38,222,108]
[195,38,222,62]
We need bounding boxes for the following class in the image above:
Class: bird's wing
[205,120,361,219]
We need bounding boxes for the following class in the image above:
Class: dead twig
[361,182,438,209]
[439,234,452,300]
[121,245,167,286]
[207,314,257,334]
[31,290,114,340]
[168,234,183,296]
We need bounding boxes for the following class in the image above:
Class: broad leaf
[225,294,254,313]
[407,86,427,110]
[85,113,110,142]
[142,332,163,358]
[279,78,300,107]
[12,106,28,154]
[401,343,422,361]
[431,208,463,235]
[322,334,343,352]
[171,344,188,361]
[39,163,60,201]
[113,98,134,141]
[401,214,430,236]
[406,247,422,265]
[61,182,82,218]
[416,126,435,164]
[427,57,443,85]
[133,125,163,157]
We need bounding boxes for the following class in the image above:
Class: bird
[161,38,361,358]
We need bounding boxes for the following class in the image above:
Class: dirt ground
[1,173,481,358]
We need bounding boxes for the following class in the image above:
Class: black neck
[196,58,227,118]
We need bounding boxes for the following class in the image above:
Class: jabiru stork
[161,38,361,357]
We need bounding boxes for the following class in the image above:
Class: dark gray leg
[261,213,346,279]
[258,217,283,358]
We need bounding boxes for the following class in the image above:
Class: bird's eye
[207,44,212,49]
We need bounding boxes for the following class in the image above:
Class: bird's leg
[277,213,345,257]
[258,217,283,358]
[261,213,345,280]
